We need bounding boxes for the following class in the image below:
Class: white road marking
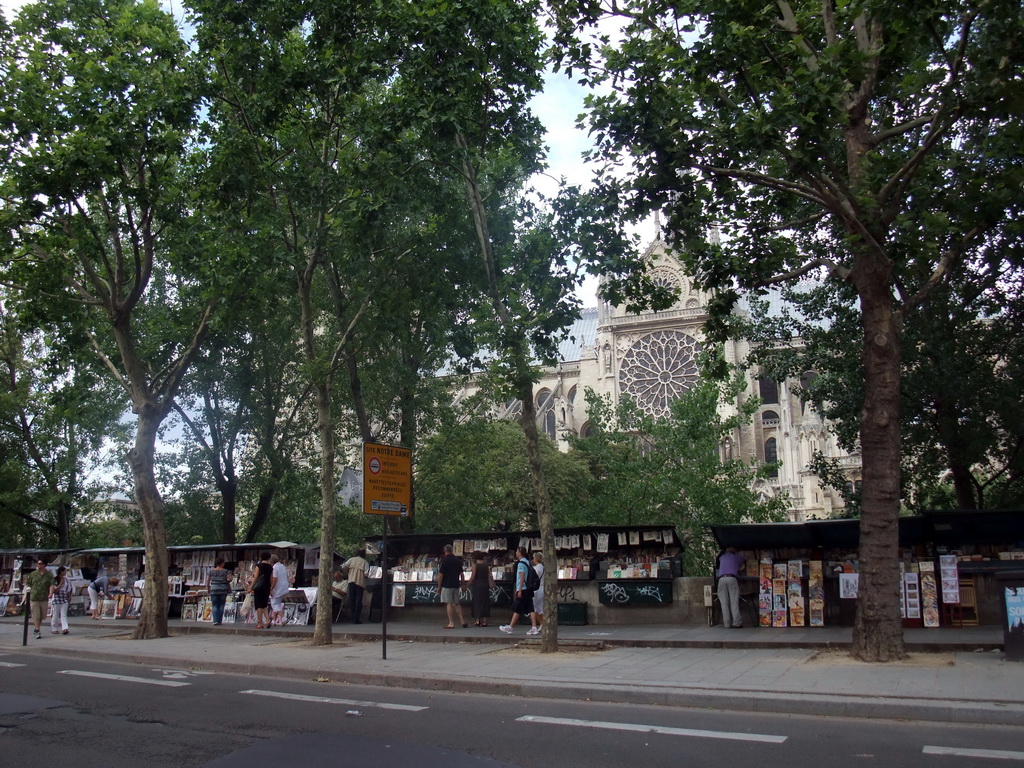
[517,715,787,743]
[0,662,26,667]
[240,689,427,711]
[57,670,190,687]
[924,746,1024,761]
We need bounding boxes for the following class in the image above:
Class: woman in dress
[249,552,273,629]
[49,566,72,635]
[469,552,494,627]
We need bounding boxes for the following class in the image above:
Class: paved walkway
[2,616,1021,726]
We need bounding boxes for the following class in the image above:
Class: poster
[808,561,824,627]
[903,572,921,620]
[839,572,859,599]
[758,561,773,627]
[920,561,940,627]
[938,554,960,605]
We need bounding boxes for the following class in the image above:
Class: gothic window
[536,388,552,409]
[580,422,594,438]
[504,399,522,419]
[762,410,780,426]
[758,377,779,404]
[567,385,577,404]
[545,410,556,440]
[764,437,779,478]
[618,330,702,418]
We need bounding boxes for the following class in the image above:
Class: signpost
[362,442,411,659]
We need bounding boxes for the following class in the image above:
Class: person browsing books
[716,546,746,628]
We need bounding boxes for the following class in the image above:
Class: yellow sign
[362,442,411,516]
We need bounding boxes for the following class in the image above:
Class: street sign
[362,442,411,517]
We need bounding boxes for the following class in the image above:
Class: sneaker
[33,630,41,639]
[526,627,540,635]
[499,625,513,634]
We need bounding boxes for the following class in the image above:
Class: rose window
[618,330,702,417]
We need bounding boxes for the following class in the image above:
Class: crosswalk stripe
[924,746,1024,761]
[517,715,787,743]
[57,670,190,687]
[240,689,427,711]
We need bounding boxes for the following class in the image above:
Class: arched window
[567,385,578,404]
[580,422,594,438]
[764,437,779,478]
[762,410,780,425]
[758,378,779,404]
[536,388,552,409]
[545,410,556,440]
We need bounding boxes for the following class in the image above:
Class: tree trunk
[517,379,559,653]
[851,262,907,662]
[312,378,337,646]
[129,405,169,640]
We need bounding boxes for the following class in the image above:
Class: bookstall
[710,510,1024,628]
[364,525,691,626]
[0,548,72,617]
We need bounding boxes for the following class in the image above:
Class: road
[1,650,1022,767]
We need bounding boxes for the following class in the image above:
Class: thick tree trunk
[517,379,559,653]
[129,406,169,640]
[312,379,337,646]
[851,264,907,662]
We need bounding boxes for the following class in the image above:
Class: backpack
[524,560,541,592]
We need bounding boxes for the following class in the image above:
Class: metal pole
[22,596,30,646]
[381,518,388,660]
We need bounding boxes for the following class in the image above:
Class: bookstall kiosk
[0,548,72,618]
[364,525,689,626]
[65,542,339,624]
[710,509,1024,628]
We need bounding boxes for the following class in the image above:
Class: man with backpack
[500,547,536,635]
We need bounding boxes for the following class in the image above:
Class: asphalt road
[1,651,1022,767]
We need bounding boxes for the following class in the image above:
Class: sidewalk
[2,616,1021,726]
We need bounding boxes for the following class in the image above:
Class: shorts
[510,590,534,616]
[440,587,460,604]
[271,594,285,612]
[532,591,544,615]
[31,600,49,621]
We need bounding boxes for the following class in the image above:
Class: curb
[20,643,1024,727]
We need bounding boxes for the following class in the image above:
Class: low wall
[383,577,713,627]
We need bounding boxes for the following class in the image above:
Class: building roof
[556,307,599,363]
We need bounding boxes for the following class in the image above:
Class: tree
[415,417,595,533]
[569,374,788,575]
[0,297,125,546]
[552,0,1024,661]
[0,0,222,638]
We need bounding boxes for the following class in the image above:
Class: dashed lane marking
[517,715,787,744]
[240,689,427,711]
[924,746,1024,761]
[57,670,190,687]
[0,662,26,667]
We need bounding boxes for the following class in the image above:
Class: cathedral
[467,237,860,521]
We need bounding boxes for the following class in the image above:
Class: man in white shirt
[269,555,290,626]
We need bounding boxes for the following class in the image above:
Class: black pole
[22,597,29,646]
[381,518,388,660]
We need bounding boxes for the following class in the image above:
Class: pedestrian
[331,570,348,622]
[49,566,72,635]
[469,551,494,627]
[437,544,467,629]
[250,552,273,629]
[342,549,368,624]
[87,574,120,620]
[528,551,544,636]
[716,545,746,628]
[25,559,55,639]
[499,547,534,635]
[207,558,231,626]
[269,555,290,626]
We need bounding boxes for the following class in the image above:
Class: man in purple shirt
[716,546,746,628]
